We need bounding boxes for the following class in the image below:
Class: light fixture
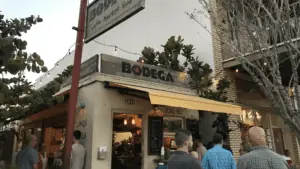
[141,59,144,63]
[263,62,267,66]
[113,46,118,56]
[6,117,11,121]
[131,118,135,125]
[235,69,239,73]
[124,119,127,125]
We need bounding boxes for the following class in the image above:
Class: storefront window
[163,117,183,133]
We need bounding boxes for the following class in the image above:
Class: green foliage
[1,66,73,123]
[139,36,229,100]
[139,36,232,139]
[0,12,73,122]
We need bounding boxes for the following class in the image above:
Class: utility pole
[64,0,87,168]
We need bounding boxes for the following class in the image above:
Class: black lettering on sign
[121,61,174,83]
[122,62,131,73]
[151,69,157,79]
[142,67,150,77]
[89,0,118,22]
[132,65,142,76]
[125,98,134,105]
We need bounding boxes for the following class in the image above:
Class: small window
[163,117,183,133]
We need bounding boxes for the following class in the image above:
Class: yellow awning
[112,83,242,115]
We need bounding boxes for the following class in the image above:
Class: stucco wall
[76,80,202,169]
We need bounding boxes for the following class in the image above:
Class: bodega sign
[122,62,174,82]
[85,0,145,43]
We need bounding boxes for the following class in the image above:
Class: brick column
[210,0,242,161]
[291,133,300,166]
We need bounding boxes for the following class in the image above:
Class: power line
[92,40,143,56]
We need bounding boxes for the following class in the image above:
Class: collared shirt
[168,151,203,169]
[237,146,289,169]
[201,145,236,169]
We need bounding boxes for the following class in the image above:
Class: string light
[263,62,267,66]
[131,118,135,125]
[235,69,239,73]
[93,40,142,57]
[124,119,127,125]
[113,46,118,56]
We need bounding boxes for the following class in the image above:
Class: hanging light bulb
[124,119,127,125]
[113,46,118,56]
[131,118,135,125]
[235,69,239,73]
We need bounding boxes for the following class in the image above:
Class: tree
[138,36,233,139]
[0,12,48,120]
[188,0,300,137]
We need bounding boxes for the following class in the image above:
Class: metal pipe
[63,0,87,168]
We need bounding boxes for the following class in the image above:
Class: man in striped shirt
[237,126,289,169]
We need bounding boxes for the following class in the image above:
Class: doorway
[273,128,285,155]
[111,113,143,169]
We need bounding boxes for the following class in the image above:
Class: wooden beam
[223,38,300,68]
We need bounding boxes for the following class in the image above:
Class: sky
[0,0,81,82]
[1,0,214,87]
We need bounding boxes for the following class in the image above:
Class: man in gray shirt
[237,126,289,169]
[16,135,39,169]
[168,129,203,169]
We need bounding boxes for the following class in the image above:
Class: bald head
[248,126,266,146]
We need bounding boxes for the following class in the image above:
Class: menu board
[148,116,163,155]
[186,119,200,140]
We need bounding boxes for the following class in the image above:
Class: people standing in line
[38,144,48,169]
[16,135,39,169]
[237,126,289,169]
[168,129,203,169]
[201,133,236,169]
[70,130,86,169]
[194,135,207,162]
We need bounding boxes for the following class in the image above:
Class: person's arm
[31,150,39,169]
[201,153,209,169]
[230,154,236,169]
[190,159,204,169]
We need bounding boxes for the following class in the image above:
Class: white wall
[78,80,201,169]
[33,0,212,90]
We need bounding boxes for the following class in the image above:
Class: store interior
[111,113,142,169]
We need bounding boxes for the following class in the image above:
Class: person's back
[237,146,289,169]
[201,145,235,169]
[70,143,85,169]
[201,134,235,169]
[237,127,289,169]
[70,130,85,169]
[168,151,202,169]
[167,129,203,169]
[16,135,39,169]
[17,147,38,169]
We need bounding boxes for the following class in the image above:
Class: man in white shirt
[70,130,85,169]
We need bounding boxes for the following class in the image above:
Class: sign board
[100,54,189,87]
[148,116,163,155]
[85,0,145,43]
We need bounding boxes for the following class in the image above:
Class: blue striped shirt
[201,145,236,169]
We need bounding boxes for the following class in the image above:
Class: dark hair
[73,130,82,140]
[175,129,191,147]
[284,149,290,156]
[213,133,223,144]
